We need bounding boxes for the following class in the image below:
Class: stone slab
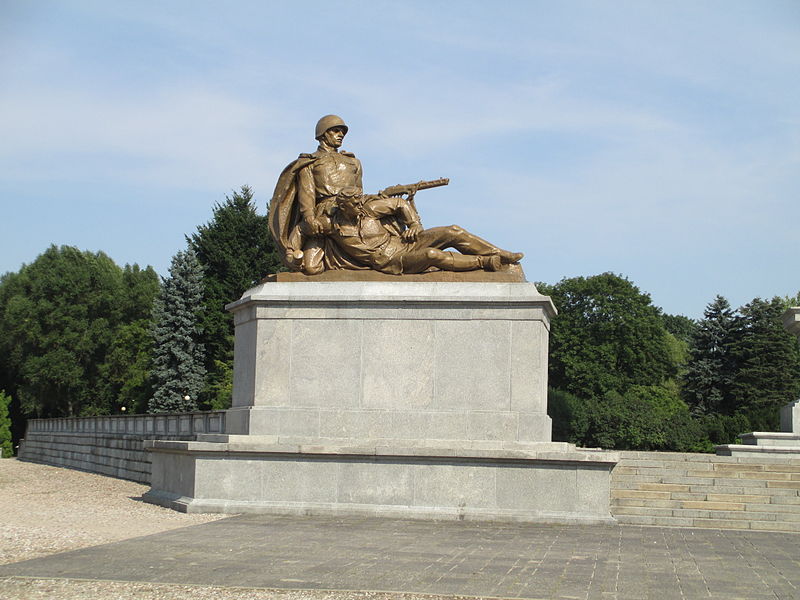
[144,440,618,524]
[266,263,526,283]
[716,443,800,457]
[741,431,800,446]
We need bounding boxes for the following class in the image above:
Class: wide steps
[610,451,800,532]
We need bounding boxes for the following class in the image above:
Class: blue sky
[1,0,798,318]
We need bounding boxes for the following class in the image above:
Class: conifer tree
[188,186,281,408]
[728,297,800,430]
[682,295,737,416]
[148,248,206,413]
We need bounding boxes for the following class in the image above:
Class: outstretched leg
[400,248,502,273]
[414,226,523,264]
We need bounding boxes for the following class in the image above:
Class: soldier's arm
[363,197,422,241]
[354,158,363,191]
[297,166,323,235]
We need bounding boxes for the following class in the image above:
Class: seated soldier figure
[329,187,523,275]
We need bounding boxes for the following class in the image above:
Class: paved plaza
[2,514,799,599]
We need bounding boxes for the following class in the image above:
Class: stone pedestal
[145,281,618,523]
[224,281,553,445]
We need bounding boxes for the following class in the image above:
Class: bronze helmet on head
[315,114,348,139]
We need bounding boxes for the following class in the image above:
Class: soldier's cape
[268,153,317,269]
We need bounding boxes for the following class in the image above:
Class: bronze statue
[269,115,523,275]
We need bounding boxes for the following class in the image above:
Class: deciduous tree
[539,273,677,400]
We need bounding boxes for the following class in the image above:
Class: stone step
[613,478,800,495]
[615,463,800,476]
[613,512,800,533]
[611,452,800,533]
[617,457,800,470]
[612,497,800,515]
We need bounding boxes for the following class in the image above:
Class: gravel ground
[0,459,455,600]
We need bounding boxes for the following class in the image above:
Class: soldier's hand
[301,217,324,236]
[402,223,423,242]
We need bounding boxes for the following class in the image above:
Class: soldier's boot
[444,253,484,272]
[495,250,524,264]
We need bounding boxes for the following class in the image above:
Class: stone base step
[614,512,800,533]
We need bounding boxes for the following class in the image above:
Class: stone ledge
[226,280,555,313]
[142,491,617,525]
[265,264,526,283]
[716,444,800,457]
[144,438,618,465]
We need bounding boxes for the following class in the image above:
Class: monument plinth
[144,279,618,522]
[223,280,554,444]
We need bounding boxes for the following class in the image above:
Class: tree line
[541,275,800,452]
[0,186,281,450]
[0,187,798,454]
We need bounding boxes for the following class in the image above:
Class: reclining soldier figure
[329,187,523,275]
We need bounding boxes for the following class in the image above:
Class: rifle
[378,178,449,198]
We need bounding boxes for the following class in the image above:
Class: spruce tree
[728,297,800,430]
[188,186,282,408]
[682,295,737,416]
[148,248,206,413]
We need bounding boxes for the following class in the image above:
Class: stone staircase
[611,451,800,532]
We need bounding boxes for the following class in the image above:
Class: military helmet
[315,114,348,139]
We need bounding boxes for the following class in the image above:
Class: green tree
[662,313,697,345]
[728,297,800,430]
[0,390,13,457]
[149,248,206,413]
[187,186,282,408]
[95,265,160,414]
[0,246,130,417]
[539,273,677,400]
[548,387,590,444]
[682,296,737,416]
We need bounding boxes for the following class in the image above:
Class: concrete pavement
[1,514,798,599]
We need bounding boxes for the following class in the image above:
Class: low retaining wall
[18,412,226,483]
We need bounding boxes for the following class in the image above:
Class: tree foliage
[728,297,800,430]
[148,248,206,413]
[548,384,704,452]
[662,313,697,344]
[682,296,737,416]
[681,295,800,433]
[0,390,12,457]
[540,273,677,400]
[187,186,282,408]
[0,246,158,418]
